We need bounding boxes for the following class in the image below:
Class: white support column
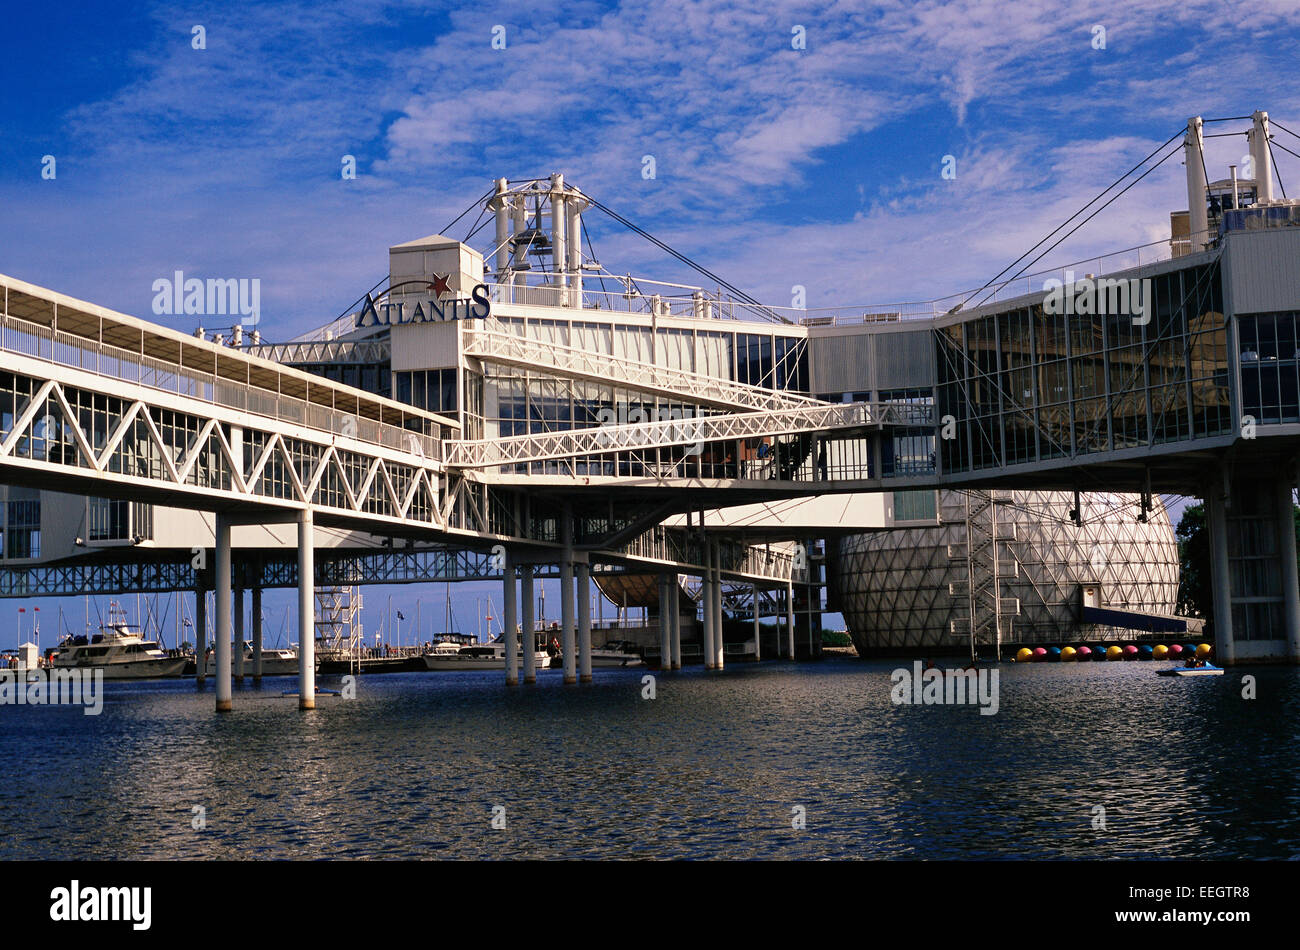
[492,177,511,281]
[233,586,245,682]
[659,575,671,670]
[707,543,717,670]
[511,194,527,289]
[504,556,519,686]
[670,584,682,670]
[551,173,567,294]
[194,585,207,686]
[1207,485,1234,666]
[214,514,232,712]
[251,586,263,681]
[561,513,576,684]
[753,584,761,661]
[713,553,725,670]
[577,562,592,683]
[786,579,796,660]
[521,567,536,684]
[1184,116,1209,252]
[1277,477,1300,662]
[567,195,585,307]
[1250,111,1274,204]
[298,510,316,709]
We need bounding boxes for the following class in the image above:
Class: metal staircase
[462,317,827,413]
[949,490,1018,660]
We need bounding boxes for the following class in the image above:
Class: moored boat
[50,605,187,679]
[422,640,551,671]
[204,641,308,676]
[588,640,644,668]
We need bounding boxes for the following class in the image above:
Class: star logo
[429,273,452,297]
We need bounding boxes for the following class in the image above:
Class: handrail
[463,317,826,413]
[0,312,439,461]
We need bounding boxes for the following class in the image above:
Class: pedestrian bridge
[5,212,1300,703]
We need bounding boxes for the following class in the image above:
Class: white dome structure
[833,491,1180,653]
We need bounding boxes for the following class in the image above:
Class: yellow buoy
[1016,647,1034,662]
[1061,646,1077,660]
[1153,644,1168,659]
[1196,643,1212,657]
[1106,645,1123,659]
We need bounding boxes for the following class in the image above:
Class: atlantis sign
[356,274,491,328]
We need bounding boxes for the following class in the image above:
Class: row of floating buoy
[1014,643,1213,662]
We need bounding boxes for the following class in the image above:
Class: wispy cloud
[2,0,1299,335]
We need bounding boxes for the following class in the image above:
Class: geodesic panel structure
[834,491,1180,651]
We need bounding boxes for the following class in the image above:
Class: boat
[204,640,307,676]
[50,605,187,679]
[540,641,645,669]
[1156,664,1224,677]
[422,639,551,671]
[588,640,644,668]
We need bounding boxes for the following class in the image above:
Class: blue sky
[3,0,1299,642]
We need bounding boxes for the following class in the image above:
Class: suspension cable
[971,141,1185,310]
[959,129,1184,311]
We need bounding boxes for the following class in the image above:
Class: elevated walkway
[445,402,882,469]
[463,317,827,413]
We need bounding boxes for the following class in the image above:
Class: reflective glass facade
[937,261,1229,474]
[1238,312,1300,423]
[5,498,40,559]
[395,368,458,415]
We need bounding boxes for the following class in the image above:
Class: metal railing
[609,524,807,584]
[486,280,756,321]
[444,402,874,468]
[463,317,826,413]
[481,232,1203,329]
[784,233,1213,327]
[246,338,391,366]
[0,312,439,461]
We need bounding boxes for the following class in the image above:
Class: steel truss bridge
[0,272,861,706]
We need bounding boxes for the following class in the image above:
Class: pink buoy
[1123,644,1139,659]
[1033,647,1048,661]
[1168,643,1183,656]
[1077,646,1092,659]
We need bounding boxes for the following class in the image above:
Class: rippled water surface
[1,658,1297,859]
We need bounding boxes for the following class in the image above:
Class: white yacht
[549,640,645,669]
[204,641,307,676]
[422,639,551,671]
[51,608,187,679]
[588,641,644,668]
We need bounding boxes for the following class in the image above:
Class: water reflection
[0,659,1295,859]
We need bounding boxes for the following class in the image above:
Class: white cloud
[5,0,1300,336]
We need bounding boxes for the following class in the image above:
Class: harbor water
[1,658,1297,859]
